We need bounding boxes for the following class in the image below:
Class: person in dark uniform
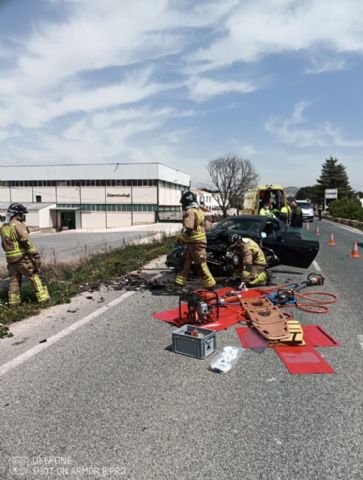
[290,201,303,228]
[317,204,323,221]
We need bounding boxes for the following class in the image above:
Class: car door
[262,219,319,268]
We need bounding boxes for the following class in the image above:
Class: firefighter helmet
[7,203,28,217]
[180,191,197,209]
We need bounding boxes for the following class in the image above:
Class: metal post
[156,179,159,222]
[79,182,82,229]
[104,184,108,229]
[131,184,134,226]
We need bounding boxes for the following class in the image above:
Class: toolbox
[172,324,216,359]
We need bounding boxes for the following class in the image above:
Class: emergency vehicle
[242,185,287,215]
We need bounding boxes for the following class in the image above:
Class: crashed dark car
[166,215,319,273]
[206,215,319,269]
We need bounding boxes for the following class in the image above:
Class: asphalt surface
[0,219,362,480]
[0,223,181,264]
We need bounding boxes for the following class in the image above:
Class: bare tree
[207,154,258,217]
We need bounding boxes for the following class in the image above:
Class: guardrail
[324,214,363,230]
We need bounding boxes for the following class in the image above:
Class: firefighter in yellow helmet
[0,203,50,306]
[175,191,216,290]
[231,234,268,287]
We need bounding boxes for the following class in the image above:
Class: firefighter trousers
[175,243,216,289]
[7,257,50,306]
[241,264,268,287]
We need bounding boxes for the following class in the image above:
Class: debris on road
[0,322,13,338]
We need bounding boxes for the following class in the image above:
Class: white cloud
[305,58,347,74]
[188,77,258,102]
[1,0,362,183]
[265,100,363,148]
[0,130,11,142]
[188,0,363,71]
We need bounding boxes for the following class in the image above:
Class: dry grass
[0,236,175,338]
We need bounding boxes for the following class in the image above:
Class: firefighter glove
[241,269,251,281]
[32,254,42,270]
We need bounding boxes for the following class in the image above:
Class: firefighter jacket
[241,238,267,269]
[259,207,276,219]
[177,207,207,244]
[0,218,38,264]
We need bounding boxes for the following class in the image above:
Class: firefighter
[0,203,50,306]
[175,191,216,290]
[290,201,303,228]
[232,234,268,287]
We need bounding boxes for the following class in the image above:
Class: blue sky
[0,0,362,190]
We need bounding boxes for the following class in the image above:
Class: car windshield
[297,202,313,209]
[211,217,263,235]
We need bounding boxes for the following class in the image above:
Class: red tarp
[152,287,265,331]
[302,325,340,347]
[152,304,242,331]
[274,345,335,374]
[236,325,338,374]
[236,326,269,350]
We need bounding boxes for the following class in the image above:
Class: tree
[316,156,353,200]
[296,185,321,204]
[207,154,258,217]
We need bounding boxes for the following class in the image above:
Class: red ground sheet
[152,287,265,331]
[274,345,335,374]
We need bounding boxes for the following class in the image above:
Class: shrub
[329,199,363,221]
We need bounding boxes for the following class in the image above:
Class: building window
[35,195,42,203]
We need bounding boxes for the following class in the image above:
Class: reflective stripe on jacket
[259,207,276,219]
[177,208,207,244]
[0,219,37,263]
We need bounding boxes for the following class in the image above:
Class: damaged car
[166,215,319,275]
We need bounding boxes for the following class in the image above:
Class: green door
[61,211,76,230]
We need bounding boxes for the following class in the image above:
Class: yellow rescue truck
[242,185,288,215]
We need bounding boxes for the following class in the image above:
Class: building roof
[0,162,190,186]
[0,202,55,212]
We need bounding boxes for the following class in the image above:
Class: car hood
[206,229,260,243]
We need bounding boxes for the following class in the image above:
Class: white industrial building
[190,187,222,212]
[0,163,190,230]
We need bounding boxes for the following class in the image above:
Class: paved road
[0,219,362,480]
[0,224,181,264]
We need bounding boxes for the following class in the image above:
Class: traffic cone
[315,226,320,236]
[306,222,310,231]
[328,233,335,246]
[350,241,360,258]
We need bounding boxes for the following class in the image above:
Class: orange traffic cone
[315,226,320,236]
[351,241,360,258]
[328,233,335,246]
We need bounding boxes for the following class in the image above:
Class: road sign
[325,189,338,199]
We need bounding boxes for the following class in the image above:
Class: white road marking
[358,335,363,350]
[312,260,321,272]
[0,291,134,378]
[325,220,363,236]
